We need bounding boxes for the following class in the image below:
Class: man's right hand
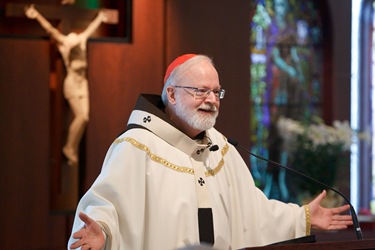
[70,212,105,250]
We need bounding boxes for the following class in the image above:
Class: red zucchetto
[163,54,197,84]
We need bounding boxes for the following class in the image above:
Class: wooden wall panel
[0,38,67,248]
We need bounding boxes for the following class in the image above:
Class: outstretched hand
[70,212,105,250]
[309,190,353,231]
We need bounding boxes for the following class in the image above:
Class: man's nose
[204,91,217,102]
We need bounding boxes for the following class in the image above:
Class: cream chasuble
[68,94,308,250]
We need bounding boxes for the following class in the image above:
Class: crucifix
[6,2,118,212]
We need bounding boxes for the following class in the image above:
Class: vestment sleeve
[67,133,149,249]
[226,143,307,246]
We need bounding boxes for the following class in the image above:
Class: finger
[328,224,349,230]
[331,219,353,225]
[70,239,84,249]
[79,212,95,226]
[334,219,353,225]
[331,204,351,214]
[312,190,327,204]
[81,244,90,250]
[72,228,85,239]
[332,215,352,221]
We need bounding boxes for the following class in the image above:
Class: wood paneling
[0,38,68,248]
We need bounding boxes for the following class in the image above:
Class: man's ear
[166,86,176,105]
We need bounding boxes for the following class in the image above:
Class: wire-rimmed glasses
[173,85,225,99]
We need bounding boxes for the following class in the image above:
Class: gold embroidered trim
[205,143,228,177]
[114,137,228,176]
[304,205,311,235]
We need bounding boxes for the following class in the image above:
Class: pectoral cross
[5,2,119,212]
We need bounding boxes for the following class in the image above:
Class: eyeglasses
[173,85,226,99]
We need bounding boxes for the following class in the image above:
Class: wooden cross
[5,3,118,35]
[5,2,119,212]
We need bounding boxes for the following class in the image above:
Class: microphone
[206,136,219,152]
[228,138,364,240]
[209,145,219,152]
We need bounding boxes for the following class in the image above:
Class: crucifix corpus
[6,3,118,211]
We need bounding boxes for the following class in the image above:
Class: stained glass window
[354,0,375,214]
[250,0,323,203]
[370,0,375,213]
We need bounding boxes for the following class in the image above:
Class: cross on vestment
[6,3,119,212]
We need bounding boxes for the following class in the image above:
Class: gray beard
[175,101,218,131]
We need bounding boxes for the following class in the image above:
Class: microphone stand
[228,138,364,240]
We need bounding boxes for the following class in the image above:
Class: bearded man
[68,54,352,250]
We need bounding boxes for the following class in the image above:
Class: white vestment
[68,94,308,250]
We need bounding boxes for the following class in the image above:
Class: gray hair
[161,55,214,105]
